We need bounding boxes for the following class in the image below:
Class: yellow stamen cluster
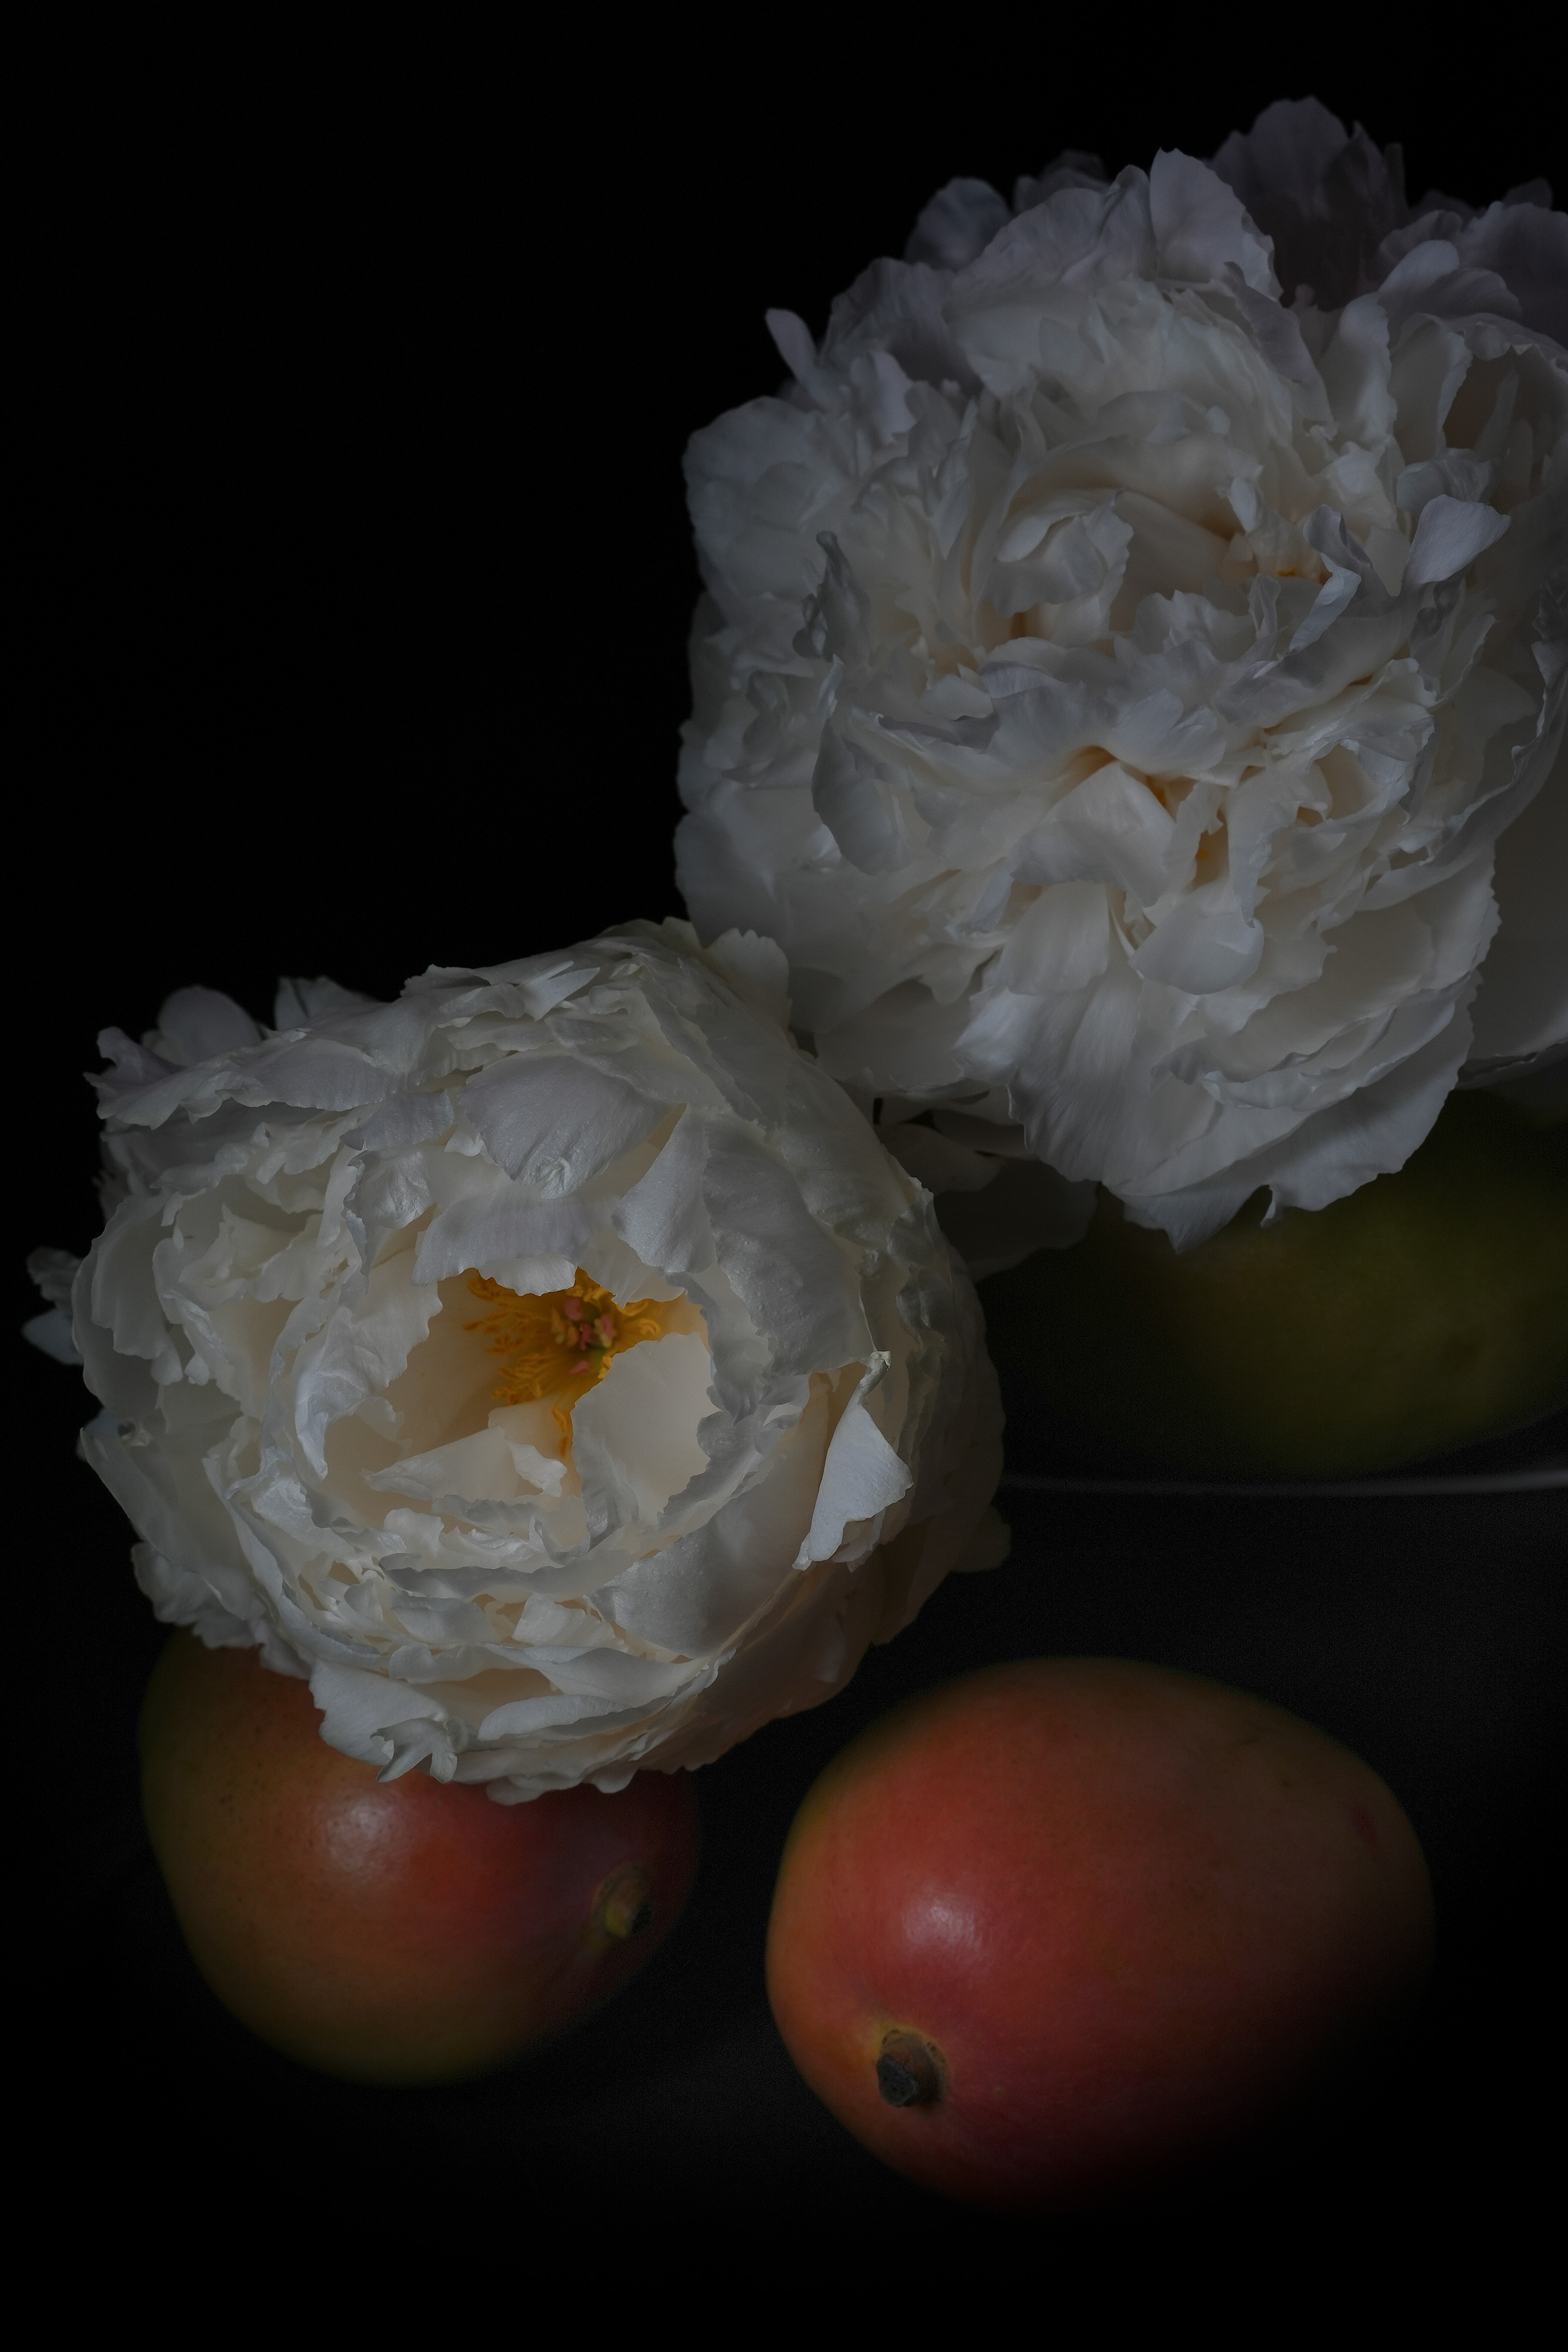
[464,1269,670,1409]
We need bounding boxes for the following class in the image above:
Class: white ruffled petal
[676,116,1565,1259]
[66,923,1002,1795]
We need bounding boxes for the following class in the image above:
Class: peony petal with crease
[678,105,1567,1251]
[61,925,1002,1797]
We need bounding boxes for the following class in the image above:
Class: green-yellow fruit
[979,1089,1567,1479]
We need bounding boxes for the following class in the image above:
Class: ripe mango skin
[139,1633,700,2085]
[979,1089,1568,1479]
[766,1659,1435,2214]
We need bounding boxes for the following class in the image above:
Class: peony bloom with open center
[677,102,1566,1254]
[54,924,1004,1798]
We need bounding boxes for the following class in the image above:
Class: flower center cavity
[464,1271,674,1410]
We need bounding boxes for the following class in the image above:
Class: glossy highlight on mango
[140,1633,701,2084]
[767,1658,1433,2210]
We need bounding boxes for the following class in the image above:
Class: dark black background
[18,36,1564,2284]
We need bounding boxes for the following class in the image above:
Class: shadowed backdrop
[18,43,1563,2288]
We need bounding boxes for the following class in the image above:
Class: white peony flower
[51,924,1004,1798]
[677,101,1567,1252]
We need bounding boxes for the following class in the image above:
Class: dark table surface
[21,65,1566,2303]
[32,1367,1563,2270]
